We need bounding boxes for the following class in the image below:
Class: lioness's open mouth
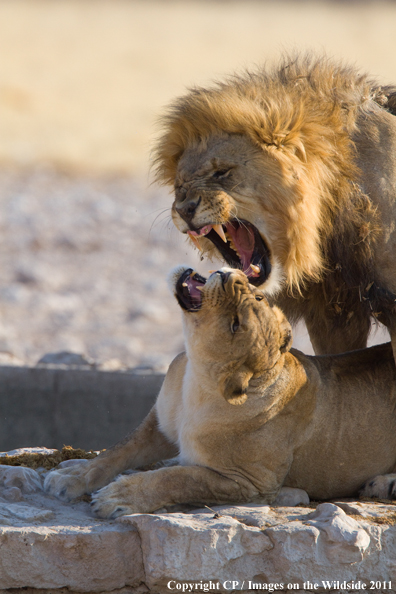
[175,268,207,311]
[187,220,271,287]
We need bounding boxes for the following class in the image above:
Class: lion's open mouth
[175,268,207,311]
[187,220,271,287]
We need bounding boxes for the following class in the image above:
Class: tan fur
[45,270,396,517]
[153,54,396,356]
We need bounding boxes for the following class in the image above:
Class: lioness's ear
[273,306,293,353]
[221,368,253,405]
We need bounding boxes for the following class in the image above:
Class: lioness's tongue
[186,274,203,306]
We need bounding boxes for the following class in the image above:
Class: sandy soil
[0,166,209,370]
[0,0,392,368]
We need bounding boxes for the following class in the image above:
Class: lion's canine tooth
[187,233,203,251]
[213,224,227,243]
[196,286,204,291]
[251,264,261,274]
[182,282,188,287]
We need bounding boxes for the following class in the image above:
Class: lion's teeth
[228,237,241,258]
[213,224,227,243]
[250,264,260,274]
[196,286,204,291]
[182,282,188,287]
[187,233,203,251]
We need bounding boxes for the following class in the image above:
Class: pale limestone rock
[305,502,370,564]
[0,447,55,457]
[273,486,310,507]
[263,503,372,588]
[0,502,54,523]
[0,465,42,493]
[2,486,23,501]
[0,526,144,591]
[58,458,90,469]
[0,445,395,594]
[331,501,365,516]
[118,512,272,590]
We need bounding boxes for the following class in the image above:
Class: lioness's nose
[175,196,201,224]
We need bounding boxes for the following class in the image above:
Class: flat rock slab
[1,458,396,593]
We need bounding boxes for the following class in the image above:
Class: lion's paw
[44,462,90,501]
[359,473,396,500]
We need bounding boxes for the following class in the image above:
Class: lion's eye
[231,316,240,333]
[255,294,264,301]
[213,168,231,179]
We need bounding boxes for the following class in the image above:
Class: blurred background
[0,0,395,371]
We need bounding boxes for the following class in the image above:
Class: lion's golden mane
[153,54,396,355]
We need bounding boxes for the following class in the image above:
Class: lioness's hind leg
[359,474,396,500]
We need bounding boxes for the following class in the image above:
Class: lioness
[153,54,396,359]
[45,268,396,517]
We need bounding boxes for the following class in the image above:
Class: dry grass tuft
[0,445,99,470]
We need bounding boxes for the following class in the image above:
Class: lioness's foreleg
[44,408,178,501]
[90,465,264,518]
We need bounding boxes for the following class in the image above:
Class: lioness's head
[170,266,292,404]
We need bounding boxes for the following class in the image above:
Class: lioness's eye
[213,168,231,179]
[255,295,263,301]
[231,316,240,333]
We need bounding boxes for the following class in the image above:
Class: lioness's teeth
[182,282,188,287]
[213,224,227,243]
[196,286,204,291]
[187,233,203,251]
[251,264,260,274]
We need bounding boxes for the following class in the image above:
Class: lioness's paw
[90,475,147,518]
[44,463,90,501]
[359,473,396,499]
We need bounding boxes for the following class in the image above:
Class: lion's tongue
[225,222,256,274]
[189,221,259,278]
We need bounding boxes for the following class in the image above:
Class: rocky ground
[1,454,396,592]
[0,167,390,372]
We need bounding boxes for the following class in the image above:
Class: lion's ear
[221,368,253,405]
[272,306,293,353]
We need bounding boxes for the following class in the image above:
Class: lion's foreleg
[304,311,370,355]
[90,465,264,518]
[44,408,178,500]
[388,323,396,366]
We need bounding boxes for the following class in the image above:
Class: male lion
[45,268,396,517]
[153,54,396,358]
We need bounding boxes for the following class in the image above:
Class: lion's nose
[175,196,201,224]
